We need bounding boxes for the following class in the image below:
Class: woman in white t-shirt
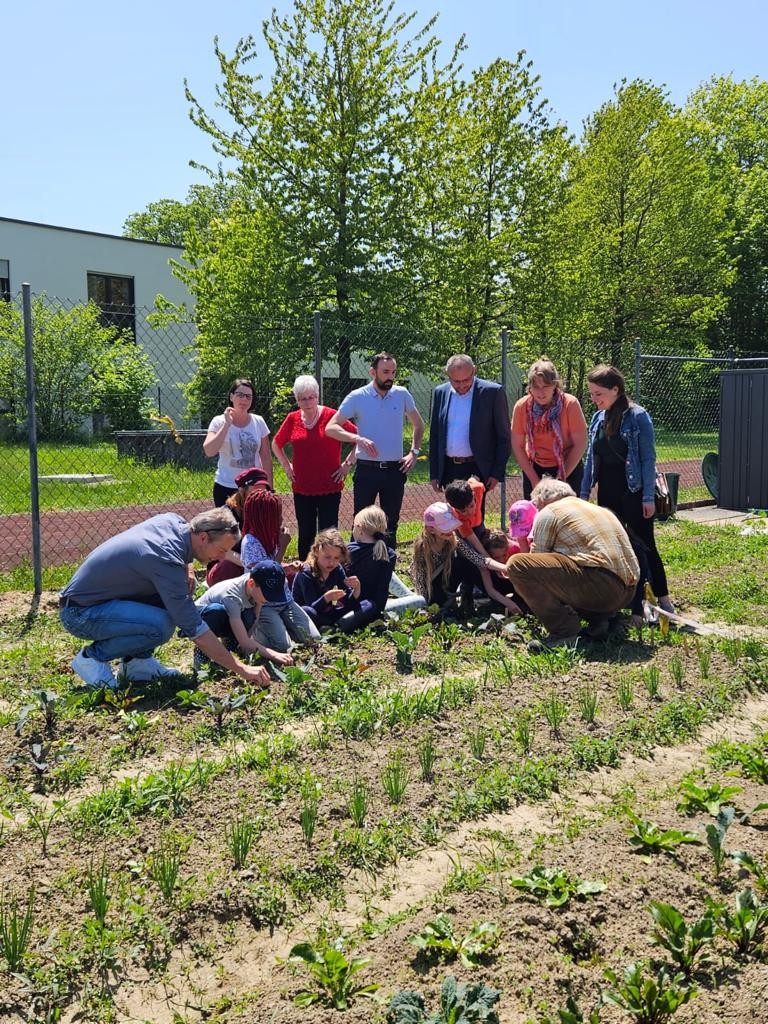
[203,378,272,506]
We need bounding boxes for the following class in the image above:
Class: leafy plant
[577,684,599,725]
[86,857,110,928]
[176,688,247,735]
[409,913,500,967]
[300,772,321,849]
[0,887,35,972]
[118,709,160,752]
[540,995,602,1024]
[225,815,260,869]
[509,866,605,908]
[541,692,569,738]
[382,750,410,805]
[648,901,715,975]
[512,711,534,754]
[711,887,768,956]
[387,974,500,1023]
[418,734,437,781]
[603,962,694,1024]
[729,849,768,896]
[15,689,61,737]
[668,653,685,688]
[705,805,735,878]
[710,737,768,784]
[626,814,701,855]
[642,665,661,699]
[287,938,378,1009]
[675,778,742,817]
[695,643,711,678]
[391,624,431,672]
[347,778,368,828]
[27,799,67,857]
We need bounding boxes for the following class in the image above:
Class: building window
[0,260,10,301]
[87,272,135,335]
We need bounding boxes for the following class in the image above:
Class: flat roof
[0,217,182,250]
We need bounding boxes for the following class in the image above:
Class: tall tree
[185,0,459,391]
[688,76,768,353]
[123,181,233,246]
[550,80,730,368]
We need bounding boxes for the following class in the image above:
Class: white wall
[0,218,196,422]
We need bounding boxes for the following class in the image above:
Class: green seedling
[382,750,410,805]
[418,733,437,782]
[675,778,742,817]
[710,887,768,956]
[0,887,35,972]
[627,814,701,856]
[286,938,378,1009]
[409,913,500,967]
[512,711,534,754]
[695,643,711,678]
[387,974,500,1024]
[603,962,694,1024]
[540,994,602,1023]
[541,692,569,738]
[729,849,768,896]
[118,709,160,751]
[391,624,431,672]
[86,857,110,928]
[300,773,321,849]
[710,738,768,784]
[176,688,247,735]
[577,684,599,725]
[467,726,487,760]
[668,653,685,688]
[617,675,635,711]
[225,815,260,869]
[15,689,61,737]
[148,841,181,902]
[27,799,66,857]
[347,778,368,828]
[102,685,142,713]
[738,801,768,825]
[705,805,735,878]
[642,665,661,699]
[509,866,605,908]
[648,901,715,976]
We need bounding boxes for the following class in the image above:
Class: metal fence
[3,285,768,584]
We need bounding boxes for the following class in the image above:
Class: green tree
[0,298,156,438]
[688,75,768,353]
[547,80,731,368]
[122,181,233,246]
[185,0,460,391]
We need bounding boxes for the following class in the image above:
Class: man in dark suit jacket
[429,354,512,495]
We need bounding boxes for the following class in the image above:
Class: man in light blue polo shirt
[325,352,424,544]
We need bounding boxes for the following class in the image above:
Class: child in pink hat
[508,499,537,553]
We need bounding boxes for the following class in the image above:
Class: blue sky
[4,0,767,236]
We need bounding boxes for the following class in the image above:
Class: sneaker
[584,618,610,641]
[120,656,180,682]
[528,633,581,654]
[71,648,119,690]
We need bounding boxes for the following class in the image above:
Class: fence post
[22,284,43,595]
[634,337,642,405]
[313,311,323,402]
[500,328,509,530]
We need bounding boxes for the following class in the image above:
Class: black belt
[358,460,402,469]
[447,456,476,464]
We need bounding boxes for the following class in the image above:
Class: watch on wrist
[410,447,421,455]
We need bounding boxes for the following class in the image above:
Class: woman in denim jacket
[580,365,674,623]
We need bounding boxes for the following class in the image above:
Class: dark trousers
[430,555,476,608]
[293,492,342,560]
[213,482,238,507]
[507,553,635,638]
[198,603,255,644]
[353,462,406,546]
[597,465,669,598]
[522,462,583,500]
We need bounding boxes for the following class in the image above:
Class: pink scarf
[525,389,566,479]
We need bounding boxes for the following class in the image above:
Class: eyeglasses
[232,391,253,399]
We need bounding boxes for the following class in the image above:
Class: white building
[0,217,196,422]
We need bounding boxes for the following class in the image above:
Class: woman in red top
[272,375,358,559]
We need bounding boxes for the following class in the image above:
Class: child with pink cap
[508,499,537,553]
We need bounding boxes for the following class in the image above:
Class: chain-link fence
[2,286,767,581]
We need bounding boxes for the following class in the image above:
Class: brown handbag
[654,470,672,519]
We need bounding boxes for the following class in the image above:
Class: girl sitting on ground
[410,502,498,611]
[346,506,396,624]
[292,528,365,631]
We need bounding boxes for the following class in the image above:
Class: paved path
[0,458,708,571]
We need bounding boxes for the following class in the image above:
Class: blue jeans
[253,602,320,651]
[60,601,174,662]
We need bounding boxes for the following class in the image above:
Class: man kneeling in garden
[506,479,640,651]
[59,508,270,690]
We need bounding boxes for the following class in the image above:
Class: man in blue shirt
[59,508,271,690]
[326,352,424,544]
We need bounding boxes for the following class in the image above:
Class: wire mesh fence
[2,287,767,578]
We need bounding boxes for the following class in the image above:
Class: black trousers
[293,492,342,560]
[597,464,670,598]
[353,461,407,545]
[522,461,583,500]
[213,482,238,507]
[441,457,488,522]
